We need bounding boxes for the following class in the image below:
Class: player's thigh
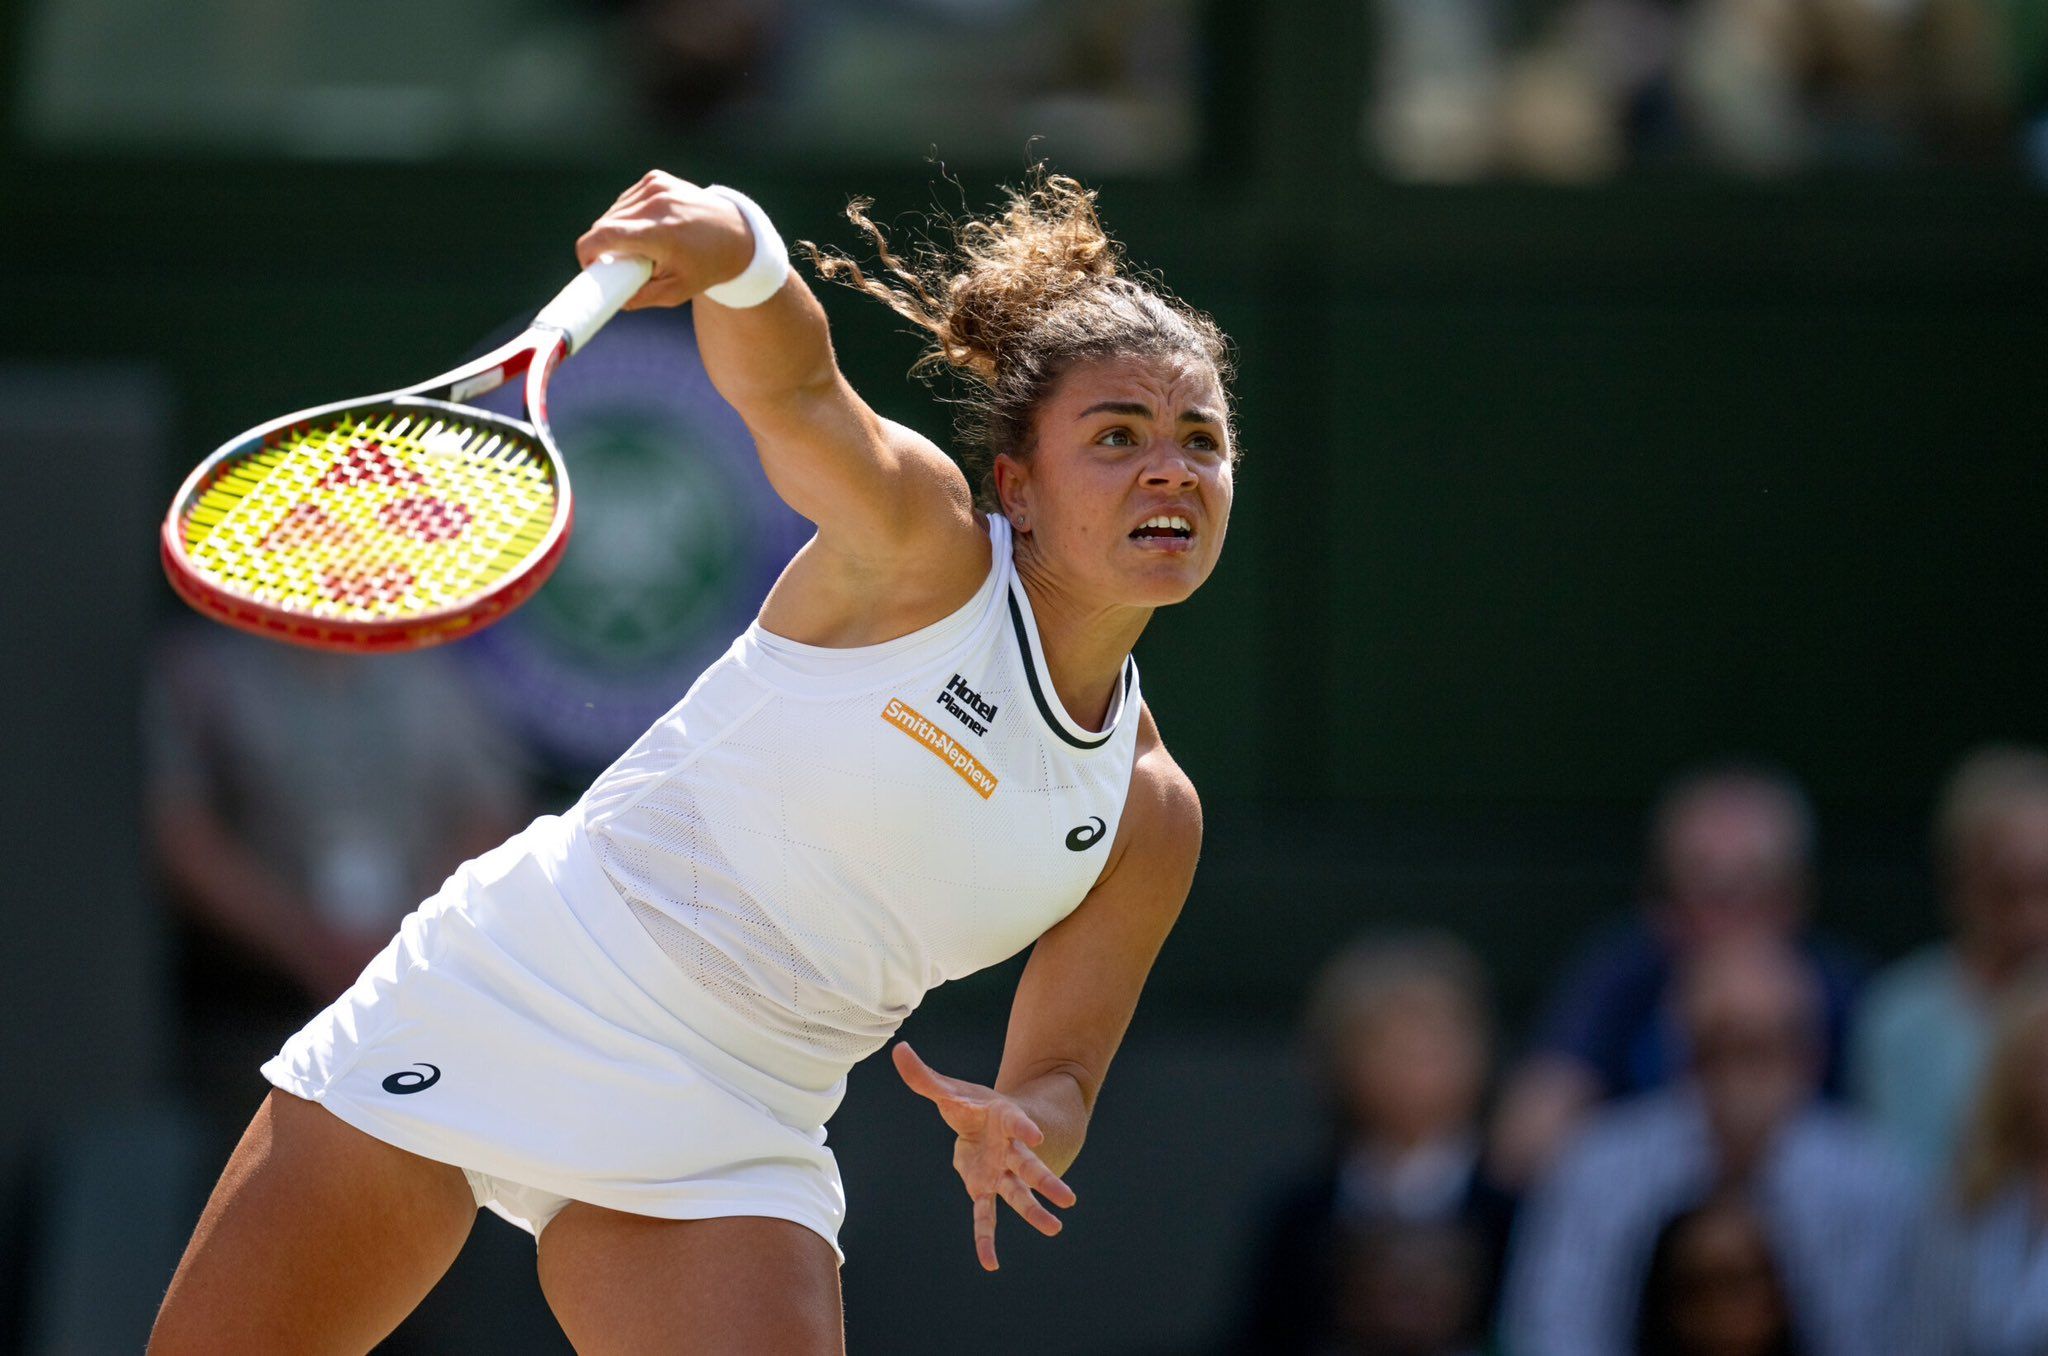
[537,1204,844,1356]
[150,1089,478,1356]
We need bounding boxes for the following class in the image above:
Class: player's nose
[1140,449,1199,488]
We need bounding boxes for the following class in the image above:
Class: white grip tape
[533,254,655,354]
[700,185,792,309]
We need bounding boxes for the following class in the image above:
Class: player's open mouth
[1129,514,1195,548]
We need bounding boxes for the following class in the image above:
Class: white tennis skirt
[261,822,848,1256]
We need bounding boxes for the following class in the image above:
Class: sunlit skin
[996,353,1234,730]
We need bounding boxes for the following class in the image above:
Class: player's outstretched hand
[891,1041,1078,1272]
[575,171,755,311]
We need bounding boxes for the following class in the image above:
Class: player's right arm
[574,173,984,640]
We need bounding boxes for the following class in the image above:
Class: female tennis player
[151,167,1234,1355]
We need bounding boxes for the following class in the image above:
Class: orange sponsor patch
[882,698,998,799]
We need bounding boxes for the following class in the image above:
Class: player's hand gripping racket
[162,255,652,652]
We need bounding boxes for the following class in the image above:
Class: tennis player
[151,167,1234,1355]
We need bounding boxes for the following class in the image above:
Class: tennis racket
[162,254,653,652]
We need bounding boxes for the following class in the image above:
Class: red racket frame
[162,256,647,653]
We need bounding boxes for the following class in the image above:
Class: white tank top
[546,516,1142,1107]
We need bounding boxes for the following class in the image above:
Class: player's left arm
[892,711,1201,1269]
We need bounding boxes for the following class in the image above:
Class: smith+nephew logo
[882,697,998,799]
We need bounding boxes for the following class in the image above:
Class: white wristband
[700,185,791,308]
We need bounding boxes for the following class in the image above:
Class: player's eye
[1096,427,1137,448]
[1185,431,1220,452]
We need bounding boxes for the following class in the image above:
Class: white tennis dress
[262,517,1143,1253]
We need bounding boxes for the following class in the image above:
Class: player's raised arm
[574,172,975,568]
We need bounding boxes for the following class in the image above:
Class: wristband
[700,185,791,308]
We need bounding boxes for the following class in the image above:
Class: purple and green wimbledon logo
[465,308,810,774]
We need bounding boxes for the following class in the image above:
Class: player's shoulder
[1091,701,1201,899]
[855,416,982,563]
[1128,701,1202,850]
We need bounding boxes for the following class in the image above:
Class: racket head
[162,394,572,652]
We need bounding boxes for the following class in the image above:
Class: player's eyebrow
[1078,400,1224,425]
[1077,400,1153,421]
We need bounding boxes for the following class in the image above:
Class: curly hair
[801,170,1235,509]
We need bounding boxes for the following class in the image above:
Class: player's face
[997,353,1233,608]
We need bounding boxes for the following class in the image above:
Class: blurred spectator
[1850,746,2048,1173]
[1908,968,2048,1356]
[1500,937,1918,1356]
[1492,764,1862,1188]
[1232,933,1513,1355]
[1367,0,1507,182]
[1634,1194,1806,1356]
[146,623,529,1119]
[765,0,1199,172]
[1385,0,2024,180]
[616,0,791,130]
[1326,1220,1491,1356]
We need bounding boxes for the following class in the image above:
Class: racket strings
[179,408,559,621]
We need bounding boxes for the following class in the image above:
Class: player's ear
[993,454,1031,532]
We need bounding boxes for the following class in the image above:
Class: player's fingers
[973,1192,999,1272]
[601,182,651,217]
[584,177,720,254]
[998,1174,1062,1238]
[577,220,679,263]
[600,171,678,217]
[576,224,656,273]
[891,1042,968,1105]
[623,168,702,203]
[1001,1103,1045,1147]
[619,281,695,312]
[1009,1144,1077,1209]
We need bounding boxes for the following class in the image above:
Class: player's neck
[1013,557,1150,733]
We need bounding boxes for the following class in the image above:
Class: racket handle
[534,255,655,354]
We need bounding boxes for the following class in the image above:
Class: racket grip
[534,255,655,354]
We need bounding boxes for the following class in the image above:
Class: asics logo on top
[1066,817,1107,851]
[936,672,999,737]
[381,1063,441,1094]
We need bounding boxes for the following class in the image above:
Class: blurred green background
[1,0,2045,1351]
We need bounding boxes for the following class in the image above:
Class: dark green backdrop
[5,157,2046,1026]
[6,86,2048,1356]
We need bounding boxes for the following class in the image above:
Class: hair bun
[802,165,1233,508]
[804,171,1120,387]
